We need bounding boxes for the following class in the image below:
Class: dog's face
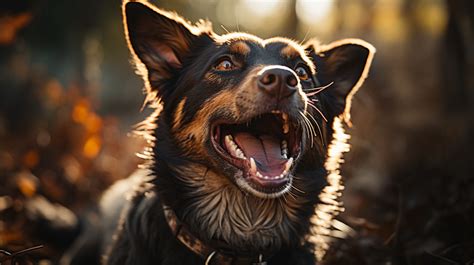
[171,35,318,198]
[124,2,371,198]
[123,0,374,251]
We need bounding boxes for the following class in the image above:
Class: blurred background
[0,0,473,264]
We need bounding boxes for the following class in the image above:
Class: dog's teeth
[225,135,244,158]
[256,171,263,179]
[236,149,246,159]
[282,113,289,134]
[225,135,245,159]
[249,157,257,174]
[224,135,233,149]
[283,123,289,134]
[284,157,293,172]
[281,140,288,158]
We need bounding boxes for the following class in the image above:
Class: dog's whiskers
[300,26,312,45]
[297,116,311,147]
[287,189,298,201]
[292,184,305,194]
[306,111,325,146]
[280,192,289,204]
[304,82,334,96]
[220,24,230,34]
[307,102,328,123]
[296,118,310,148]
[299,111,317,148]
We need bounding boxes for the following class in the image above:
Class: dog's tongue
[233,132,286,175]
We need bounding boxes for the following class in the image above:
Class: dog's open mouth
[211,111,302,197]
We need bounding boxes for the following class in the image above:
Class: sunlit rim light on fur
[308,116,353,261]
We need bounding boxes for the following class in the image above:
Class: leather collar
[162,204,269,265]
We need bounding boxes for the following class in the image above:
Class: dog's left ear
[305,39,375,124]
[123,1,214,99]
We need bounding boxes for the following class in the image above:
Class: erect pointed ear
[305,38,375,124]
[123,1,214,99]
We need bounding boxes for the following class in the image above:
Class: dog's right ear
[123,1,213,99]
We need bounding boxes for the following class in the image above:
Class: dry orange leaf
[83,135,102,159]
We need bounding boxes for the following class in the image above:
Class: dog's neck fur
[173,164,312,251]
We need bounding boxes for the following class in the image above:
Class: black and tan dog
[58,1,375,264]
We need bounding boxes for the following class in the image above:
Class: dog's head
[123,0,374,252]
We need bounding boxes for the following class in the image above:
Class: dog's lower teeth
[249,157,257,174]
[253,171,287,180]
[236,149,245,159]
[284,157,293,172]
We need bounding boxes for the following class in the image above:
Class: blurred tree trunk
[277,0,297,39]
[442,0,474,114]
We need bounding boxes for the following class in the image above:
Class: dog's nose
[257,66,298,99]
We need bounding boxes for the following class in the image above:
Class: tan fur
[173,98,187,130]
[229,41,251,56]
[280,45,300,59]
[173,66,264,158]
[174,89,237,157]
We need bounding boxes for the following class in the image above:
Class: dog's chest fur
[174,165,313,251]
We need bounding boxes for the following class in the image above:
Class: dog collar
[162,204,269,265]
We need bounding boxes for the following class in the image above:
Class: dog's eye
[214,58,235,71]
[295,66,309,81]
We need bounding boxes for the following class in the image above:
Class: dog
[55,1,375,264]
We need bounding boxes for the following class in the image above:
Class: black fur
[56,1,375,265]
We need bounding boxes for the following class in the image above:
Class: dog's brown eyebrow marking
[280,45,300,59]
[173,97,187,130]
[229,41,251,56]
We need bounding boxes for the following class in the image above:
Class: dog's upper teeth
[225,134,246,159]
[282,113,289,134]
[281,140,288,158]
